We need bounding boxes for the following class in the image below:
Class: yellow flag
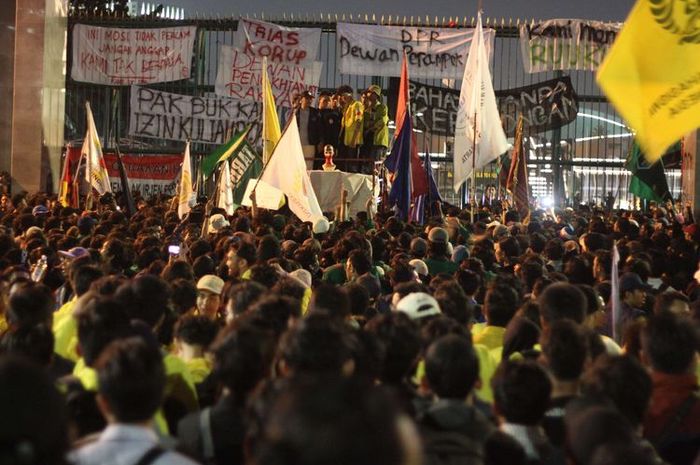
[596,0,700,163]
[262,57,281,163]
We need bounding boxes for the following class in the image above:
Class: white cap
[313,216,330,234]
[409,259,428,276]
[395,292,441,320]
[196,274,224,295]
[208,214,230,234]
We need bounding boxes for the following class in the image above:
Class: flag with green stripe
[201,126,251,179]
[626,141,671,203]
[230,140,263,208]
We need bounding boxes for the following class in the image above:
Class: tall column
[6,0,67,195]
[682,130,699,221]
[0,2,16,177]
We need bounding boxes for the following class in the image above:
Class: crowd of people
[0,189,699,465]
[292,84,388,171]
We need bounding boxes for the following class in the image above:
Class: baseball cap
[77,215,97,230]
[208,214,230,234]
[313,217,330,235]
[428,227,449,244]
[367,84,381,97]
[196,274,224,295]
[32,205,49,216]
[451,245,469,264]
[58,247,90,260]
[683,224,698,236]
[619,272,650,293]
[299,90,314,99]
[410,237,428,256]
[395,292,441,320]
[409,259,428,277]
[560,225,576,240]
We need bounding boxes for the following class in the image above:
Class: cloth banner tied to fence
[387,76,579,137]
[234,18,321,65]
[71,24,196,85]
[215,46,323,107]
[496,76,579,136]
[216,19,323,107]
[128,86,263,146]
[336,23,494,79]
[66,145,183,198]
[519,19,621,73]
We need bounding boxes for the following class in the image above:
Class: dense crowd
[0,189,699,465]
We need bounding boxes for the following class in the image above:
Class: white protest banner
[71,24,196,85]
[336,23,495,79]
[128,86,263,145]
[519,19,621,73]
[234,18,321,65]
[215,45,323,108]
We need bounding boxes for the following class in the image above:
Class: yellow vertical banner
[596,0,700,163]
[262,57,281,163]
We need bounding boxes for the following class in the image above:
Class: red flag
[386,53,427,197]
[506,116,529,220]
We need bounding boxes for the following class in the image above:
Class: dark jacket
[417,399,494,465]
[319,108,341,148]
[296,107,322,146]
[177,395,245,465]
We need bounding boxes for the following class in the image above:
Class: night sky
[167,0,636,22]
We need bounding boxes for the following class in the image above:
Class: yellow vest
[342,101,364,148]
[53,300,79,362]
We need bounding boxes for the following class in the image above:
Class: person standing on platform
[361,85,389,174]
[295,90,322,171]
[337,85,364,172]
[318,91,341,169]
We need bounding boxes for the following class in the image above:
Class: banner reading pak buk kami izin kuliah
[336,23,495,79]
[519,19,621,73]
[71,24,196,85]
[128,86,263,145]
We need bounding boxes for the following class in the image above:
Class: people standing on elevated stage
[361,84,389,174]
[294,90,322,171]
[337,85,364,172]
[318,91,341,169]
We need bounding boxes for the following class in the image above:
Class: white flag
[453,13,509,192]
[261,114,323,223]
[611,243,621,343]
[217,159,235,216]
[177,141,193,219]
[82,102,112,196]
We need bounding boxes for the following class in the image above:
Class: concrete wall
[1,0,67,195]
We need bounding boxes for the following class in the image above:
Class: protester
[0,177,698,465]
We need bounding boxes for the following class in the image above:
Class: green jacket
[364,102,389,147]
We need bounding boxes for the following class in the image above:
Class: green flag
[230,140,263,208]
[201,126,252,179]
[626,141,671,203]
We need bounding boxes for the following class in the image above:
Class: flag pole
[471,110,477,224]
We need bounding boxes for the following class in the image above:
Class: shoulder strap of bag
[134,446,165,465]
[199,407,215,461]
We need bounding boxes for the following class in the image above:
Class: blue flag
[388,115,413,220]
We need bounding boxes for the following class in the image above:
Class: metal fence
[64,14,682,208]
